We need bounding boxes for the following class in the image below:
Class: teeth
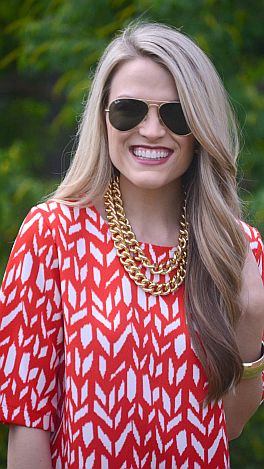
[133,148,169,159]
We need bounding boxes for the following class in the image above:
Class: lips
[130,146,172,161]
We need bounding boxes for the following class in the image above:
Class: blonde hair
[54,22,246,401]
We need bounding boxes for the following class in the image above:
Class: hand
[236,247,264,361]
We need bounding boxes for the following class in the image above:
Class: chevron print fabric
[0,202,263,468]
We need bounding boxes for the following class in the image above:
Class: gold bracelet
[242,341,264,380]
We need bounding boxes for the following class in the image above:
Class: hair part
[53,21,246,402]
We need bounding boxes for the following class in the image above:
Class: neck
[118,175,184,246]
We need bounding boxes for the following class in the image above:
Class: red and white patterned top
[0,202,263,469]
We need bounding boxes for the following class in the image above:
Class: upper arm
[241,222,264,400]
[0,206,63,432]
[8,425,52,469]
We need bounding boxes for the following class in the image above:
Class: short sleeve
[240,220,263,277]
[0,206,63,432]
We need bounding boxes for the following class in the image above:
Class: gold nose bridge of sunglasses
[140,102,165,127]
[140,101,182,129]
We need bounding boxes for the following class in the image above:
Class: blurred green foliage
[0,0,263,467]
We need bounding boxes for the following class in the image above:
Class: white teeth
[133,148,169,159]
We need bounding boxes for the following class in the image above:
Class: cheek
[106,124,128,155]
[185,145,195,168]
[174,138,195,171]
[106,120,118,147]
[106,129,117,161]
[180,137,195,160]
[106,126,124,169]
[186,139,195,157]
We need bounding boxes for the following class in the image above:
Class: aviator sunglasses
[105,98,191,136]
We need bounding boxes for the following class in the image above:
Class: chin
[130,175,173,191]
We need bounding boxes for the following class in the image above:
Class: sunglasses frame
[105,98,192,136]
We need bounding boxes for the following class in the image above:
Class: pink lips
[130,146,172,165]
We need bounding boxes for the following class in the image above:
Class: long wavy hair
[54,22,246,401]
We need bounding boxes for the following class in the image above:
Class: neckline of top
[88,204,177,251]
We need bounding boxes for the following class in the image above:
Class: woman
[0,22,263,469]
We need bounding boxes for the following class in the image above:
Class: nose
[138,106,166,140]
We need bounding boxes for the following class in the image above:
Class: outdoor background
[0,0,263,467]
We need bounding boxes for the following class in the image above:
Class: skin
[8,426,52,469]
[104,57,195,246]
[8,57,264,466]
[223,247,264,438]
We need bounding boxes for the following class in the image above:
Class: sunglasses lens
[159,102,190,135]
[108,99,148,131]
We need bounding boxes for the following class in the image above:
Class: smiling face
[105,57,195,191]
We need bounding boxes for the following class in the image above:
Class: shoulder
[5,201,79,264]
[22,200,78,228]
[240,221,263,273]
[240,221,263,250]
[31,200,100,223]
[240,221,263,245]
[21,200,97,233]
[10,201,107,263]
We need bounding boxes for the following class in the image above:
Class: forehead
[108,57,179,102]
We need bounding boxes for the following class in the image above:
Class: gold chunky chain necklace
[104,177,188,296]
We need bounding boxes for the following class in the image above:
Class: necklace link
[104,177,188,296]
